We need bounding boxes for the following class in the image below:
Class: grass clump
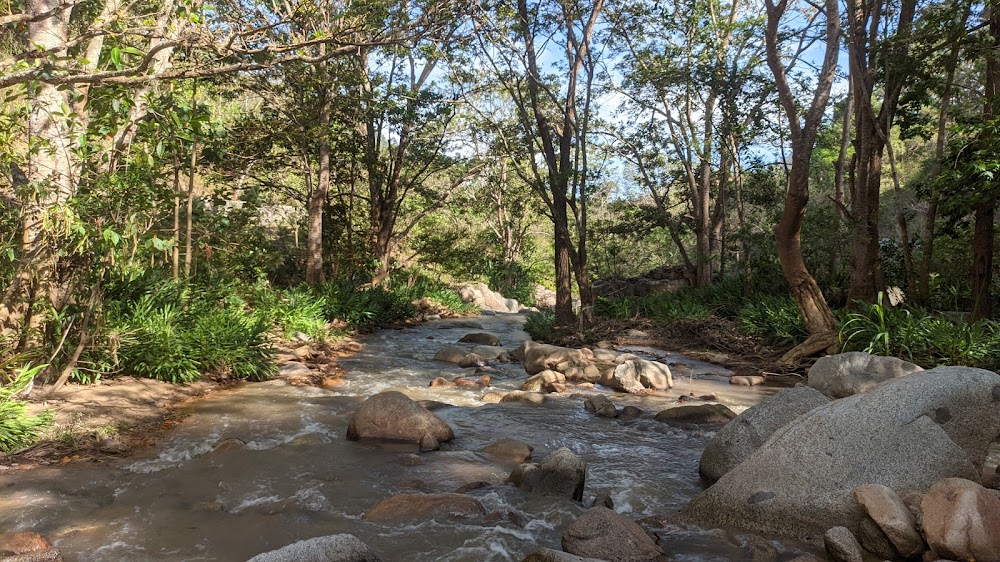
[524,310,556,342]
[0,365,53,453]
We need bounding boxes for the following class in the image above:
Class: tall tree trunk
[832,78,854,277]
[885,138,917,297]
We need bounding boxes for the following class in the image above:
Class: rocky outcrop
[920,478,1000,562]
[246,534,383,562]
[654,404,736,429]
[561,507,664,561]
[678,367,1000,543]
[699,386,831,483]
[523,342,595,376]
[346,391,454,451]
[808,351,923,398]
[362,493,487,523]
[457,283,521,313]
[511,447,587,501]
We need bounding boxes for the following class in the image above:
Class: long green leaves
[0,365,53,453]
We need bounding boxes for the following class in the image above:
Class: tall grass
[0,365,53,452]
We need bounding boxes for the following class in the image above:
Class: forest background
[1,0,999,449]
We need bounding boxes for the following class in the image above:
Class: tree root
[778,331,838,366]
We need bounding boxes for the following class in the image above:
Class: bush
[737,296,808,347]
[0,365,53,452]
[524,310,556,342]
[839,292,1000,370]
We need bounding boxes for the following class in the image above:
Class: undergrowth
[0,365,53,453]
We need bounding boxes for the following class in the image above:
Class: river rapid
[0,314,826,561]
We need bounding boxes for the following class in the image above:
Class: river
[1,314,826,561]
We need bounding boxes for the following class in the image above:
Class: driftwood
[778,331,838,366]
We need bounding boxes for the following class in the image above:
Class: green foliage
[524,310,556,342]
[839,292,1000,370]
[103,272,276,383]
[737,296,808,347]
[0,365,53,453]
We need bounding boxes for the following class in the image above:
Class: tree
[764,0,840,362]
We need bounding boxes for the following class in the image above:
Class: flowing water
[0,314,825,561]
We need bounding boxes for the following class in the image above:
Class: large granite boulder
[561,507,664,561]
[511,447,587,501]
[678,367,1000,543]
[699,386,831,483]
[362,493,486,523]
[457,283,520,313]
[808,351,923,398]
[246,534,383,562]
[601,359,673,393]
[346,391,454,450]
[920,478,1000,562]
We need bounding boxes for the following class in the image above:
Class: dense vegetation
[2,0,999,448]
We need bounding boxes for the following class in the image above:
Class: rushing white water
[0,314,825,561]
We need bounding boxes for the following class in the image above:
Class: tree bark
[972,1,999,320]
[306,84,330,286]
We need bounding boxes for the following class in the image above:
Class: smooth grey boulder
[434,347,469,364]
[561,507,664,561]
[699,386,831,483]
[346,391,454,450]
[514,447,587,501]
[600,361,646,394]
[678,367,1000,543]
[823,527,863,562]
[808,351,923,398]
[246,534,383,562]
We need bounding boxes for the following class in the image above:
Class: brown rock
[920,478,1000,562]
[429,377,452,387]
[453,375,490,389]
[458,332,502,346]
[499,391,546,405]
[362,493,486,523]
[583,395,618,418]
[480,391,506,403]
[619,406,643,421]
[346,391,454,450]
[561,506,664,561]
[853,483,924,557]
[458,353,487,368]
[0,532,51,554]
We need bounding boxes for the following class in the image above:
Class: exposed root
[778,331,838,366]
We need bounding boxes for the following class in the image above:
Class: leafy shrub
[737,296,808,347]
[0,365,53,452]
[524,310,556,342]
[839,292,1000,370]
[114,297,201,383]
[186,307,276,381]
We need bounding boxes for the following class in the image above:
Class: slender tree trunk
[885,139,917,297]
[172,154,181,281]
[765,0,840,363]
[832,78,853,277]
[306,87,330,286]
[972,2,999,320]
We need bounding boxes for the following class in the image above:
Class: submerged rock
[699,386,830,483]
[678,367,1000,543]
[520,548,605,562]
[561,506,664,561]
[459,332,502,346]
[362,493,487,523]
[654,404,736,429]
[808,351,923,398]
[484,438,533,463]
[346,391,454,450]
[246,534,382,562]
[433,347,469,364]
